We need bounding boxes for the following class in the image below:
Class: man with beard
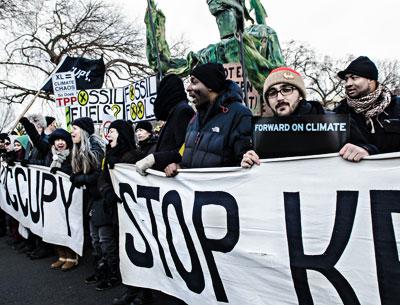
[241,67,324,167]
[334,56,400,161]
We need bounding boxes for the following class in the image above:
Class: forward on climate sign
[111,154,400,305]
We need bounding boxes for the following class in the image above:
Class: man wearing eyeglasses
[241,67,324,167]
[334,56,400,160]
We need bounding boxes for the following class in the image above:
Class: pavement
[0,234,186,305]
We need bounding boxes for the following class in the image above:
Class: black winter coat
[152,101,195,171]
[334,95,400,154]
[181,80,253,168]
[292,100,325,115]
[95,145,142,226]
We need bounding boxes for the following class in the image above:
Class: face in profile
[71,125,82,144]
[186,76,210,107]
[266,83,301,117]
[107,128,119,148]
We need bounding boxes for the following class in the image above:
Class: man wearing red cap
[334,56,400,161]
[241,67,325,168]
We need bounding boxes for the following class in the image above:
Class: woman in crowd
[69,117,112,291]
[135,121,157,156]
[47,128,78,271]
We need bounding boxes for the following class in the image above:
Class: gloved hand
[70,174,86,188]
[104,191,121,205]
[19,159,29,167]
[69,172,77,183]
[135,154,155,176]
[50,167,60,174]
[19,117,30,127]
[107,155,119,169]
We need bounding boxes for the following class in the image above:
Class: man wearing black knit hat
[334,56,400,161]
[164,62,253,176]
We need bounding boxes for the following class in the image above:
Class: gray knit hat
[263,67,307,99]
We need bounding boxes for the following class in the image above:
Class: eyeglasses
[266,86,297,99]
[4,142,10,146]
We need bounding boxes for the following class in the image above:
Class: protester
[19,114,54,165]
[334,56,400,161]
[113,121,155,305]
[96,120,142,291]
[241,67,324,168]
[47,128,78,271]
[164,62,253,176]
[135,120,157,156]
[69,117,111,290]
[135,74,195,175]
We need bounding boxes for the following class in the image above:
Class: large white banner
[0,163,84,255]
[111,154,400,305]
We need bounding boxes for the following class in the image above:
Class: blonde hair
[71,128,99,174]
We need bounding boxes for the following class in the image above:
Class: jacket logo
[211,126,220,133]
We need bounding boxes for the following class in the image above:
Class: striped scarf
[346,84,392,133]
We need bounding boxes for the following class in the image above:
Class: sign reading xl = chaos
[68,76,157,124]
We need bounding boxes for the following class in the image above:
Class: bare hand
[339,143,369,162]
[164,163,181,177]
[241,150,260,168]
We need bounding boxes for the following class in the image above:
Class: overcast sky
[117,0,399,62]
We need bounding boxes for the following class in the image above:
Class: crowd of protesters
[0,58,399,305]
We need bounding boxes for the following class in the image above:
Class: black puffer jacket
[181,80,253,168]
[334,95,400,154]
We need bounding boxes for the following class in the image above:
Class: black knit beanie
[154,74,188,121]
[45,116,56,127]
[72,117,94,135]
[338,56,378,81]
[48,128,73,148]
[0,133,8,141]
[191,63,226,93]
[135,121,153,133]
[109,120,136,149]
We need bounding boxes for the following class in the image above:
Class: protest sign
[253,114,350,158]
[224,63,262,116]
[52,72,78,107]
[41,56,105,93]
[0,163,84,255]
[69,87,126,124]
[110,153,400,305]
[124,76,157,123]
[67,76,157,124]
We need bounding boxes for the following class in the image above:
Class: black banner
[41,56,105,93]
[253,114,350,158]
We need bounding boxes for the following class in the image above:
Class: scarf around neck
[51,146,70,169]
[346,84,392,133]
